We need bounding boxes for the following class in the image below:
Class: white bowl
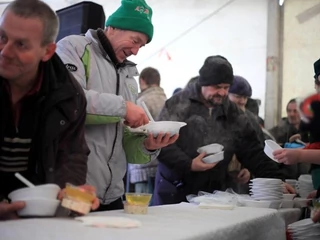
[269,200,283,209]
[283,194,296,200]
[285,179,297,185]
[12,198,60,217]
[8,184,60,201]
[202,151,224,164]
[142,121,187,137]
[281,200,295,208]
[293,198,310,208]
[243,199,272,208]
[197,143,224,155]
[251,178,283,184]
[244,199,282,209]
[264,140,282,162]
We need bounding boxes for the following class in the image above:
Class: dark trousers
[94,197,124,212]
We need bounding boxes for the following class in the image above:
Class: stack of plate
[297,175,314,198]
[288,218,320,240]
[249,178,283,201]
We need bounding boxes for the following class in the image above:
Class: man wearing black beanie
[153,55,294,205]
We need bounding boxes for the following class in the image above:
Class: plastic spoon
[141,101,155,122]
[14,172,36,188]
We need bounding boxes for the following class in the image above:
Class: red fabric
[304,142,320,150]
[286,229,293,240]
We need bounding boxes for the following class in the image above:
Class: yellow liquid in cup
[125,193,152,206]
[64,184,95,204]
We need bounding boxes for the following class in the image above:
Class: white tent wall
[281,0,320,117]
[1,0,274,120]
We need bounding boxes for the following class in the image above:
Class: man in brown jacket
[0,0,95,220]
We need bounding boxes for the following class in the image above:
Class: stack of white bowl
[288,218,320,240]
[197,143,224,164]
[250,178,284,200]
[247,178,283,209]
[8,184,61,217]
[297,175,314,198]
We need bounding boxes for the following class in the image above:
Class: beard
[206,94,225,107]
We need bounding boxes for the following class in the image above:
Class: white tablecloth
[278,208,302,226]
[0,203,292,240]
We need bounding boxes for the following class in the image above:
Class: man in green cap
[56,0,179,211]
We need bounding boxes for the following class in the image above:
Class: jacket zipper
[102,69,120,202]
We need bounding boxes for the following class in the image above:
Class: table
[0,203,295,240]
[278,208,302,226]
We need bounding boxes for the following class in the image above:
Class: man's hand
[273,149,301,165]
[58,185,100,211]
[144,133,179,151]
[312,209,320,223]
[124,101,149,128]
[307,190,318,199]
[0,201,25,220]
[289,134,301,143]
[283,182,296,194]
[236,169,251,184]
[191,152,217,171]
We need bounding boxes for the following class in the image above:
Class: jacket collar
[87,29,136,69]
[0,54,74,97]
[139,86,165,97]
[0,54,77,122]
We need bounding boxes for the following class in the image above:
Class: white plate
[75,216,142,228]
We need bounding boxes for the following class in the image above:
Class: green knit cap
[106,0,154,43]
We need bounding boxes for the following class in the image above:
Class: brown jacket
[0,54,89,190]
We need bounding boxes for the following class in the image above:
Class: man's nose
[131,47,140,56]
[218,89,228,96]
[0,43,14,58]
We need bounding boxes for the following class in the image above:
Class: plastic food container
[124,193,152,215]
[61,184,95,215]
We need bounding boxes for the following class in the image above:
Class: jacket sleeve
[235,114,284,180]
[55,88,90,187]
[123,127,159,164]
[56,37,126,123]
[156,100,193,174]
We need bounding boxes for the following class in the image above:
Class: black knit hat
[198,55,233,86]
[229,75,252,97]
